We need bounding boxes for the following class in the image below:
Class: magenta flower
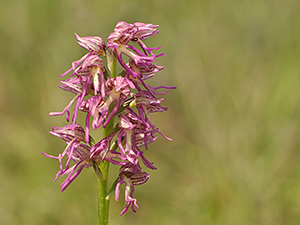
[43,124,87,178]
[107,21,163,78]
[115,164,150,215]
[49,76,93,122]
[73,54,106,97]
[117,112,148,163]
[43,141,92,191]
[55,54,107,131]
[58,143,92,191]
[117,111,157,169]
[60,32,106,79]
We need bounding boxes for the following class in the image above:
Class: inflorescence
[43,21,176,215]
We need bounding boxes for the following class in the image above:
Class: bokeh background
[1,0,300,224]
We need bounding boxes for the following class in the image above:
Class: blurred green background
[1,0,300,224]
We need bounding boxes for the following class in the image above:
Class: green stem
[98,159,110,225]
[98,108,115,225]
[97,53,117,225]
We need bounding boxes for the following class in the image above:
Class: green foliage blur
[1,0,300,224]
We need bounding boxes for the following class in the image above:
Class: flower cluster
[44,21,176,215]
